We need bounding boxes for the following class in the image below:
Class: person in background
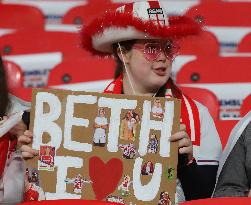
[0,55,35,203]
[213,111,251,197]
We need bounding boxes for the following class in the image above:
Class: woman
[148,133,158,154]
[152,98,164,119]
[120,110,136,141]
[213,111,251,197]
[0,55,31,203]
[80,0,222,202]
[141,161,154,175]
[93,108,108,146]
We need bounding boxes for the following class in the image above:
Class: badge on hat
[148,8,166,26]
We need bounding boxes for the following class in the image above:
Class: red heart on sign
[89,156,123,200]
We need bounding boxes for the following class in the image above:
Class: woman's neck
[123,76,159,97]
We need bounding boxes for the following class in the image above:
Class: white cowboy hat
[81,0,202,55]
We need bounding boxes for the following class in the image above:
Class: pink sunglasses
[132,40,180,61]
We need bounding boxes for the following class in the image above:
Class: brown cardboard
[27,88,181,205]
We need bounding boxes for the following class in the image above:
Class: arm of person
[172,102,222,201]
[0,133,25,203]
[9,110,38,159]
[24,183,46,201]
[177,156,219,200]
[170,125,216,201]
[101,124,108,129]
[213,123,251,197]
[94,122,101,128]
[8,118,27,139]
[101,119,108,129]
[64,178,74,184]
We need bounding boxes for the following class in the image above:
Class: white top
[93,116,108,143]
[8,94,31,114]
[152,106,163,114]
[176,101,222,204]
[193,101,222,165]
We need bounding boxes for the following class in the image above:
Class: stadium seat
[176,56,251,120]
[9,87,33,102]
[0,31,90,57]
[176,57,251,84]
[2,59,32,102]
[240,94,251,117]
[178,31,220,56]
[3,60,24,90]
[237,33,251,53]
[185,1,251,27]
[179,86,219,120]
[215,119,239,149]
[0,4,45,30]
[47,57,115,86]
[62,0,122,26]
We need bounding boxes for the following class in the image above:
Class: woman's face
[121,39,173,93]
[126,111,132,119]
[99,109,105,117]
[45,147,50,155]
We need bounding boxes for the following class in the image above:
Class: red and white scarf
[104,74,201,146]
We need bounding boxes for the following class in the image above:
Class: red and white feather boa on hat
[81,1,201,55]
[104,74,201,146]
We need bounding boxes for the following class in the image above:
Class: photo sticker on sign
[38,145,55,171]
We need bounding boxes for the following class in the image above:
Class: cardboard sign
[27,88,180,205]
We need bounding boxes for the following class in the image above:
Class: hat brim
[92,26,156,54]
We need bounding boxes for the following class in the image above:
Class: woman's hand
[169,124,193,161]
[17,130,38,159]
[9,119,27,138]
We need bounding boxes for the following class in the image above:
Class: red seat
[9,87,33,102]
[240,94,251,117]
[176,57,251,84]
[0,31,90,57]
[215,119,239,149]
[185,1,251,27]
[0,4,44,30]
[2,59,32,102]
[3,60,24,90]
[178,31,219,56]
[47,57,115,86]
[237,33,251,53]
[63,0,122,26]
[176,57,251,120]
[179,86,219,119]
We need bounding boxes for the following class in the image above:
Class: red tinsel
[81,11,202,56]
